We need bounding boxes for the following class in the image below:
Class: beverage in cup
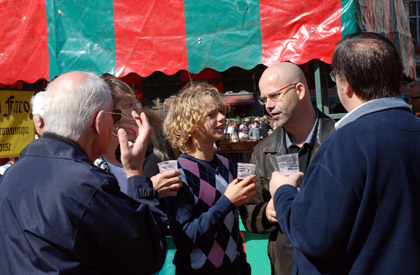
[237,163,256,179]
[157,160,180,192]
[275,153,299,175]
[157,160,178,173]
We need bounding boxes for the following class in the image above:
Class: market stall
[0,0,415,273]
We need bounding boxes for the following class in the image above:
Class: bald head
[259,62,308,93]
[49,71,91,96]
[43,71,112,141]
[258,62,315,132]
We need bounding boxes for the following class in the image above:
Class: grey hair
[31,91,47,117]
[408,80,420,89]
[43,72,112,140]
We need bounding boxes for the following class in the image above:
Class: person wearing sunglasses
[93,77,136,194]
[408,80,420,116]
[240,62,336,275]
[96,77,182,199]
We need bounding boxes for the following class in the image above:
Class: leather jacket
[240,111,336,274]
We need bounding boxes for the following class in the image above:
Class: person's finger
[159,183,182,192]
[132,111,149,130]
[131,112,150,151]
[238,175,256,186]
[168,183,182,189]
[165,176,182,185]
[292,172,304,181]
[150,174,163,184]
[117,128,129,156]
[161,169,181,177]
[131,110,141,126]
[230,178,239,185]
[242,182,256,193]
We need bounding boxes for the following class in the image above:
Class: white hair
[43,72,112,140]
[31,91,46,117]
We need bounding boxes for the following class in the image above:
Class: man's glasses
[104,109,122,124]
[330,71,337,82]
[410,95,420,101]
[258,83,298,105]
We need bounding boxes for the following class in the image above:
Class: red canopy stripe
[0,1,49,84]
[113,0,188,78]
[259,0,342,66]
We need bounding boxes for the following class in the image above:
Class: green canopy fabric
[0,0,415,85]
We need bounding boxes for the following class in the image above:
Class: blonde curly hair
[163,82,228,154]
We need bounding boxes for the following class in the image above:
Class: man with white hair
[0,71,167,274]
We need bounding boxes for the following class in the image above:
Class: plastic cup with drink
[275,153,300,189]
[237,162,256,179]
[157,160,178,173]
[157,160,180,192]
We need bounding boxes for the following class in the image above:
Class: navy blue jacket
[274,108,420,274]
[0,133,167,274]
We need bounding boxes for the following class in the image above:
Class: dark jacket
[274,107,420,274]
[240,111,335,275]
[0,133,167,274]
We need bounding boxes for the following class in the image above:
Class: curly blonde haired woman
[163,82,255,274]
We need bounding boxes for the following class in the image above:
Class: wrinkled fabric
[166,153,250,274]
[0,134,167,274]
[274,107,420,274]
[240,110,335,274]
[5,0,416,84]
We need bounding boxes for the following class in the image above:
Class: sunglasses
[104,109,122,124]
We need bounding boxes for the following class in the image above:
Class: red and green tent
[0,0,415,85]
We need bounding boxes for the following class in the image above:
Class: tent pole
[314,60,324,113]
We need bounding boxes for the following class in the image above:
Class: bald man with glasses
[240,62,335,274]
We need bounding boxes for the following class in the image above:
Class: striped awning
[0,0,415,85]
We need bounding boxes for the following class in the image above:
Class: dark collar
[42,132,87,156]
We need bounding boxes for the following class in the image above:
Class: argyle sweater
[165,153,247,273]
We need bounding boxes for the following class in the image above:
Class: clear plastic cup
[157,160,178,173]
[275,153,299,175]
[237,163,256,179]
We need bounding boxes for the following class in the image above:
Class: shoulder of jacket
[252,127,285,154]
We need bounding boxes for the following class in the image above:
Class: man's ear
[296,83,306,100]
[33,116,45,135]
[93,110,105,135]
[39,118,45,130]
[341,78,354,98]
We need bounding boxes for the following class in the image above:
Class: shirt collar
[285,108,320,148]
[335,97,411,130]
[42,132,87,155]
